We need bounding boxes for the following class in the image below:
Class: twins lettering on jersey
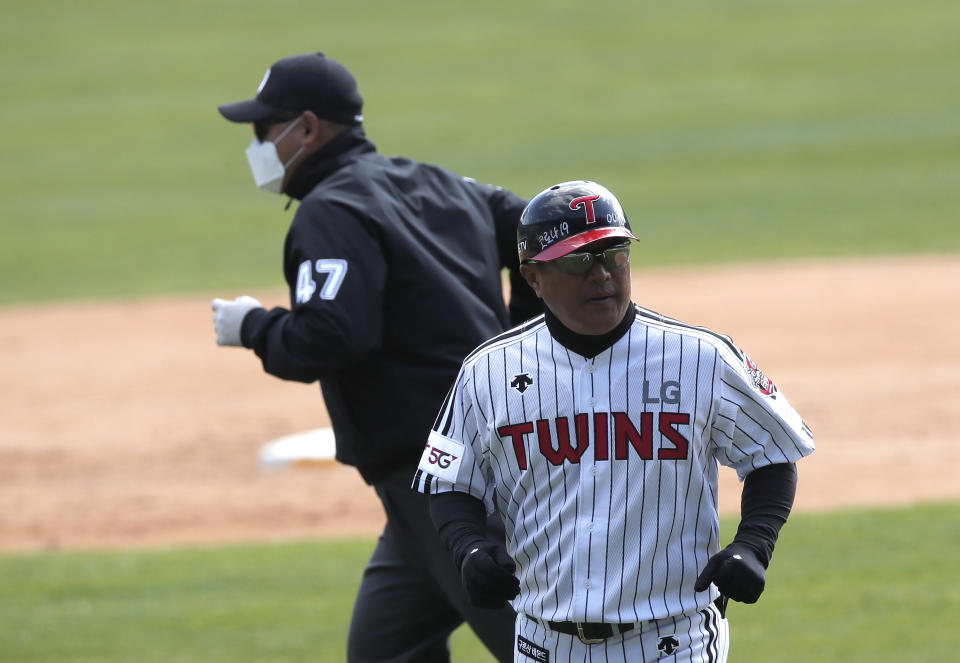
[498,411,690,470]
[501,372,691,469]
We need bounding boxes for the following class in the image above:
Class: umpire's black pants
[346,463,515,663]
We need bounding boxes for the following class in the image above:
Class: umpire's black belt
[526,596,727,645]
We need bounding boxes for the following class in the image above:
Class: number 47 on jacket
[296,259,348,304]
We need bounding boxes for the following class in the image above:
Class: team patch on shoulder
[743,354,777,396]
[417,432,464,482]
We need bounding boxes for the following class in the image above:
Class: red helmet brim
[530,227,638,262]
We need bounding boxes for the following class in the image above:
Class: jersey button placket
[572,357,595,608]
[586,354,614,608]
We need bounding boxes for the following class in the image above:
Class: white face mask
[244,116,305,194]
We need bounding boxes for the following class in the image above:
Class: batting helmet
[517,181,637,262]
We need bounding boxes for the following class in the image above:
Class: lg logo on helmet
[569,194,601,223]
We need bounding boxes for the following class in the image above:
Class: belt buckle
[575,623,606,645]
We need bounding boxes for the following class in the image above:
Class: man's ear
[301,111,325,144]
[519,263,543,298]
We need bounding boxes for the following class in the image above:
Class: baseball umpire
[414,180,815,662]
[211,52,541,662]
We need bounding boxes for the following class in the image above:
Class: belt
[526,596,727,645]
[526,616,635,645]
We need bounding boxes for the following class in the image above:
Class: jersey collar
[543,304,636,359]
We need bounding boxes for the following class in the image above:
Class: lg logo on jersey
[511,375,681,405]
[497,411,691,469]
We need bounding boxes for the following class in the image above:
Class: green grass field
[2,2,958,661]
[1,0,958,304]
[2,503,957,662]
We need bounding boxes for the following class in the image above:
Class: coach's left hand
[460,542,520,609]
[694,542,766,603]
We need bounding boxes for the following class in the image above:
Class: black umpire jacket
[240,128,540,484]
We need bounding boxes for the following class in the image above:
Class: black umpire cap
[218,52,364,125]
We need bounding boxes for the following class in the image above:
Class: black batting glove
[694,542,767,604]
[460,543,520,609]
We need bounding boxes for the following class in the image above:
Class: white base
[258,427,337,469]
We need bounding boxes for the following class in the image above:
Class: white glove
[211,296,263,346]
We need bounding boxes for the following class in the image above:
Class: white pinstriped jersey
[414,304,814,625]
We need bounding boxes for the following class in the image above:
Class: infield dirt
[1,255,958,551]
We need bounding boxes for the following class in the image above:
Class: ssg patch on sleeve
[417,432,464,482]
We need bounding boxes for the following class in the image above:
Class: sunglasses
[253,113,301,143]
[525,242,631,275]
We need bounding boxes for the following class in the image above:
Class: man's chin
[580,298,626,334]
